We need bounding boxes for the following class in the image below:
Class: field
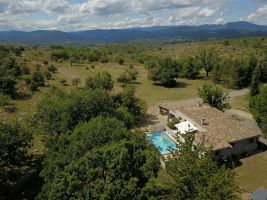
[2,37,263,120]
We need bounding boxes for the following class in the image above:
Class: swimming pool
[149,131,177,155]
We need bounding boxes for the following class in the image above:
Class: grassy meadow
[2,37,265,121]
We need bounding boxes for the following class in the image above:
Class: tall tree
[147,57,180,87]
[86,71,114,91]
[250,64,262,97]
[37,117,161,200]
[197,48,219,77]
[0,122,33,199]
[35,89,114,136]
[250,86,267,137]
[167,133,240,200]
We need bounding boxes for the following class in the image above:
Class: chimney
[201,118,206,125]
[197,101,202,107]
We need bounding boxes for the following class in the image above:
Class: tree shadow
[153,81,191,89]
[140,113,159,127]
[14,92,32,100]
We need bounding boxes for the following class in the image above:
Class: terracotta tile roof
[160,101,261,150]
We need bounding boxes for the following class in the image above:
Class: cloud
[247,5,267,25]
[79,0,196,16]
[198,7,217,17]
[0,0,265,31]
[215,18,226,24]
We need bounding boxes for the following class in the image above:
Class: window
[249,138,254,144]
[215,150,220,156]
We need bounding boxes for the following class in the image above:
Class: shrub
[167,121,177,130]
[60,79,67,86]
[48,65,57,73]
[0,93,11,106]
[86,71,113,91]
[115,56,124,65]
[26,71,46,91]
[72,78,81,87]
[198,84,230,110]
[100,57,109,63]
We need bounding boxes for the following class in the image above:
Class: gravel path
[228,88,249,98]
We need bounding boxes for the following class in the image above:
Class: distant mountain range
[1,21,267,45]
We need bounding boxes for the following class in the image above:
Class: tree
[72,78,81,88]
[51,50,69,61]
[59,78,67,86]
[48,65,57,73]
[147,58,180,87]
[86,71,114,91]
[115,56,124,65]
[197,48,219,77]
[26,71,46,91]
[117,67,138,85]
[114,85,146,124]
[35,89,114,136]
[250,86,267,137]
[0,57,21,95]
[198,84,230,110]
[70,56,79,66]
[167,133,240,200]
[37,117,161,199]
[0,92,11,106]
[0,76,17,96]
[179,57,199,79]
[250,64,262,97]
[0,122,33,199]
[44,70,52,80]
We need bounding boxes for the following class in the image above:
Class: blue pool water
[149,131,177,155]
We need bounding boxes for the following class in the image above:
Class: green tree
[0,57,21,95]
[35,89,114,136]
[86,71,114,91]
[198,84,230,110]
[27,71,46,91]
[115,56,124,65]
[250,65,262,97]
[114,85,146,124]
[167,133,240,200]
[51,50,69,61]
[0,77,17,95]
[0,122,33,199]
[250,86,267,137]
[197,48,219,77]
[37,117,161,200]
[0,92,11,106]
[179,57,199,79]
[147,58,180,87]
[59,78,67,86]
[48,65,57,73]
[117,67,138,85]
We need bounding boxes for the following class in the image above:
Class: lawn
[236,151,267,192]
[53,63,214,105]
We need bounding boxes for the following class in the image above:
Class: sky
[0,0,267,31]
